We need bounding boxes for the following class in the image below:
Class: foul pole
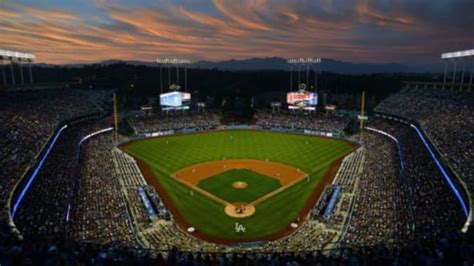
[359,90,366,130]
[113,92,119,142]
[358,90,367,143]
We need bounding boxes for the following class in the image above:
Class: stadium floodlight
[287,58,321,64]
[441,49,474,86]
[156,58,191,64]
[0,49,35,60]
[156,57,191,94]
[441,49,474,59]
[287,57,322,93]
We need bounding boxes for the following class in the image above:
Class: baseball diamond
[196,168,284,204]
[122,130,356,243]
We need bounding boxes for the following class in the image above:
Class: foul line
[170,173,231,206]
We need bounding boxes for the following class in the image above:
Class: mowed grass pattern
[198,169,282,203]
[125,130,354,240]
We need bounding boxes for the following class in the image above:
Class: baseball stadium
[1,1,474,265]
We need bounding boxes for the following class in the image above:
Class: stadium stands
[128,111,221,134]
[344,132,411,248]
[0,89,108,243]
[1,87,474,265]
[376,88,473,219]
[0,89,106,204]
[255,110,350,133]
[13,121,107,239]
[367,118,466,236]
[69,133,136,246]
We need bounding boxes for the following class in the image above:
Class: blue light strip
[410,124,468,217]
[65,202,72,222]
[12,124,68,218]
[396,141,405,171]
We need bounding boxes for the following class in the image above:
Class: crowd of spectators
[375,88,473,206]
[255,110,350,133]
[2,230,473,265]
[13,122,106,239]
[333,148,365,191]
[317,148,365,231]
[344,132,411,248]
[112,149,170,223]
[0,88,108,248]
[69,133,137,247]
[129,109,351,135]
[370,119,465,240]
[343,117,466,252]
[129,111,221,134]
[263,222,337,252]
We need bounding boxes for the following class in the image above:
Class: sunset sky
[1,0,473,65]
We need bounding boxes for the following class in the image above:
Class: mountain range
[44,57,444,74]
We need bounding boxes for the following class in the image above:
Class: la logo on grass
[235,223,246,233]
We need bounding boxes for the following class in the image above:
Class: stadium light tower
[441,49,474,87]
[0,49,35,87]
[156,58,191,93]
[287,58,322,92]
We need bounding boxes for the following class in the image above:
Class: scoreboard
[160,92,191,110]
[287,92,318,110]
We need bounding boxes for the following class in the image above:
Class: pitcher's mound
[225,202,255,218]
[232,181,248,189]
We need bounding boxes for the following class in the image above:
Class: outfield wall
[130,125,347,144]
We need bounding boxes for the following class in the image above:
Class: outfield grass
[198,169,282,203]
[124,130,354,241]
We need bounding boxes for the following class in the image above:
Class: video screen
[160,92,191,108]
[287,92,317,110]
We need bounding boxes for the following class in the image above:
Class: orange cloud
[0,1,472,64]
[24,7,78,21]
[212,0,273,31]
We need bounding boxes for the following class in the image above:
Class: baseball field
[123,130,355,243]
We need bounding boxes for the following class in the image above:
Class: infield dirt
[172,159,307,186]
